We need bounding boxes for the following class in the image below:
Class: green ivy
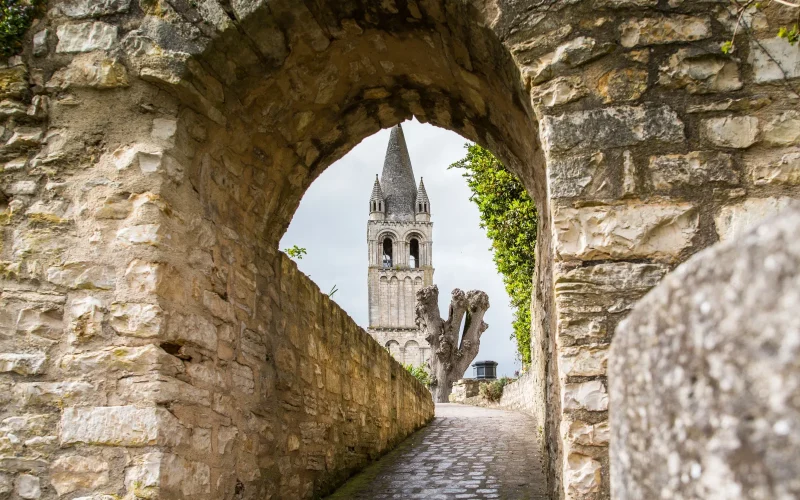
[0,0,45,58]
[450,144,537,366]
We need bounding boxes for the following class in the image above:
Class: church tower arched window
[410,238,420,268]
[382,238,393,268]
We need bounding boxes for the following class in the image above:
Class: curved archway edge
[1,0,799,498]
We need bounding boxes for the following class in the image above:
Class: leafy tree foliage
[450,144,537,365]
[723,0,800,54]
[0,0,44,58]
[284,245,307,260]
[404,363,431,386]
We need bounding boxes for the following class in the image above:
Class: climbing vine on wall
[450,144,537,366]
[0,0,45,58]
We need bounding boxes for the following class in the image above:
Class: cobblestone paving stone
[327,404,548,499]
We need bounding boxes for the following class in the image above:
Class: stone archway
[2,0,800,499]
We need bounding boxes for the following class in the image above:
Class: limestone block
[563,419,610,446]
[565,453,602,498]
[15,474,40,499]
[16,308,63,339]
[611,208,800,499]
[558,317,607,341]
[0,353,46,375]
[715,197,798,242]
[67,296,105,343]
[15,382,95,407]
[596,67,648,103]
[124,452,160,498]
[33,30,47,56]
[25,200,72,224]
[555,263,670,325]
[202,290,235,322]
[620,15,711,47]
[58,0,131,18]
[762,112,800,147]
[563,380,608,411]
[123,260,162,295]
[0,473,11,495]
[4,157,27,171]
[116,224,161,246]
[151,118,177,144]
[0,66,27,100]
[161,453,211,496]
[658,48,742,94]
[531,77,587,108]
[548,152,607,198]
[687,96,771,114]
[542,105,684,154]
[6,180,38,195]
[553,202,698,261]
[50,455,109,495]
[217,426,238,455]
[231,363,255,394]
[560,345,609,377]
[47,52,128,89]
[6,128,43,148]
[749,38,800,83]
[59,345,183,376]
[525,37,613,84]
[116,375,211,407]
[110,303,164,338]
[649,151,737,190]
[701,116,760,149]
[56,22,118,53]
[110,144,164,173]
[0,99,27,117]
[749,152,800,186]
[60,406,184,447]
[164,312,217,351]
[46,262,115,290]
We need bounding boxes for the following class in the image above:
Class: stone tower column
[367,125,434,366]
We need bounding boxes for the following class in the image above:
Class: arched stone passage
[2,0,800,499]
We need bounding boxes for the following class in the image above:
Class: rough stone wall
[498,371,540,418]
[523,3,800,498]
[449,378,482,402]
[0,47,433,500]
[611,207,800,499]
[3,0,800,499]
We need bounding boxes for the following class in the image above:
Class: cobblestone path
[327,404,548,499]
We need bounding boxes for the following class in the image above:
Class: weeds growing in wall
[479,377,513,402]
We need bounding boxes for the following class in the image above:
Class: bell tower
[367,124,434,367]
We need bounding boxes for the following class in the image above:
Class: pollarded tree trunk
[415,285,490,403]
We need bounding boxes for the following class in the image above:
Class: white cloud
[280,119,523,377]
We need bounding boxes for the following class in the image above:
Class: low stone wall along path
[327,404,548,499]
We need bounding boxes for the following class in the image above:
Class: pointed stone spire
[370,175,384,204]
[415,177,430,213]
[369,174,385,219]
[380,124,417,221]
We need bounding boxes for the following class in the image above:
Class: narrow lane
[327,404,548,499]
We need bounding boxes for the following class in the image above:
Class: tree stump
[415,285,490,403]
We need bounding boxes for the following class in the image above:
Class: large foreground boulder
[611,207,800,499]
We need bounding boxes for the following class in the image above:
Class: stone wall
[2,1,800,499]
[498,371,539,418]
[611,207,800,499]
[449,378,482,403]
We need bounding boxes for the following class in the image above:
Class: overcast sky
[280,119,521,378]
